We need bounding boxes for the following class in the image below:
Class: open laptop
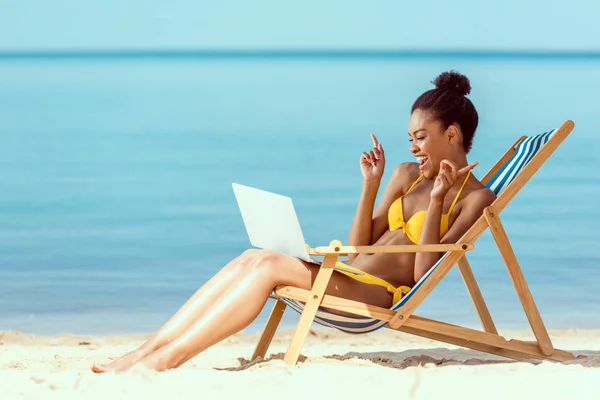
[231,183,314,262]
[232,183,361,274]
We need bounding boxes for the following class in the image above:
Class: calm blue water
[0,54,599,335]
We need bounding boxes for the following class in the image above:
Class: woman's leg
[91,249,262,373]
[136,250,392,371]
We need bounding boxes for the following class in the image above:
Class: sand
[1,327,600,400]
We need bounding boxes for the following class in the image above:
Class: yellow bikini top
[387,171,471,244]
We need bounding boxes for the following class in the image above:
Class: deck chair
[252,119,583,365]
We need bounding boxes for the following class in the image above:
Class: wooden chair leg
[283,251,339,365]
[457,256,498,334]
[252,299,287,360]
[484,207,554,356]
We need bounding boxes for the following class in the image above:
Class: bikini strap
[405,173,424,195]
[447,170,471,215]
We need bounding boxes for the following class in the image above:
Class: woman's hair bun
[433,70,471,96]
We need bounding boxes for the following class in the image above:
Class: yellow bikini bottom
[334,261,411,304]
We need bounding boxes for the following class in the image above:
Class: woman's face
[408,109,455,179]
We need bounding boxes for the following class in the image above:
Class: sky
[0,0,597,51]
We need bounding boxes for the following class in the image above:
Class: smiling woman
[89,70,496,373]
[345,70,493,286]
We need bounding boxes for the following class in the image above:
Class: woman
[92,70,496,373]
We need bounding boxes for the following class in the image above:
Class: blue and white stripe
[277,130,555,334]
[486,130,554,195]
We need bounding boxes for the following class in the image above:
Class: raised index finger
[370,132,380,147]
[458,162,479,176]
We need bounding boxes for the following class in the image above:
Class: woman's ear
[446,124,461,146]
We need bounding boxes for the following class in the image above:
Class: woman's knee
[223,249,282,275]
[246,250,286,275]
[222,249,259,272]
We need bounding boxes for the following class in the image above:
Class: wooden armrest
[311,243,473,255]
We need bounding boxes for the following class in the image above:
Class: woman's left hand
[430,160,479,201]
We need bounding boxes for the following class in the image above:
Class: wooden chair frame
[252,120,583,365]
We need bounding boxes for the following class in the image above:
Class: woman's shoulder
[390,162,421,184]
[462,177,496,210]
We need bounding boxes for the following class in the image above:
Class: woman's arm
[413,197,444,281]
[415,189,495,281]
[347,134,385,260]
[347,179,381,259]
[414,161,494,282]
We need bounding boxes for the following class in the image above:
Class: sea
[1,51,599,336]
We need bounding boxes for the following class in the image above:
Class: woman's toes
[90,363,108,374]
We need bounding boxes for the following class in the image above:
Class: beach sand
[2,327,600,399]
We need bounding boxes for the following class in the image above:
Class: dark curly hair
[411,70,479,153]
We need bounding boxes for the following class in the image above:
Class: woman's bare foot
[134,346,182,372]
[90,348,148,374]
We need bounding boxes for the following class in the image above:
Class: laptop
[232,183,363,275]
[232,183,314,263]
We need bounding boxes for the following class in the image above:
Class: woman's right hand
[360,133,385,182]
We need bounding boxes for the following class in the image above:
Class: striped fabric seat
[277,129,556,334]
[486,130,554,195]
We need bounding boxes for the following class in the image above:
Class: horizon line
[2,48,600,60]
